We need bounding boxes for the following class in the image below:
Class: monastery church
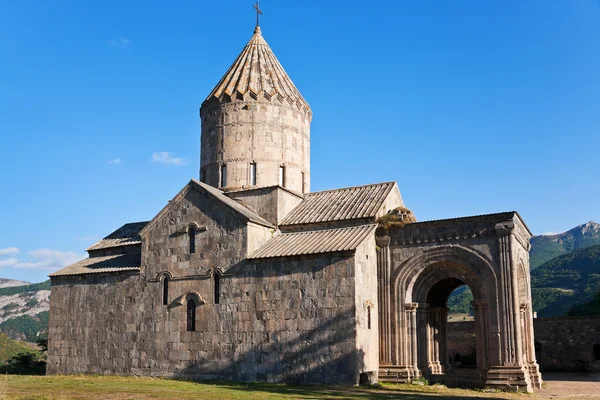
[48,21,542,391]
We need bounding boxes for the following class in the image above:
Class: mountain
[0,280,50,341]
[530,244,600,317]
[0,278,30,289]
[530,221,600,269]
[447,221,600,317]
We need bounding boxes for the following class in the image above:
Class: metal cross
[253,1,263,27]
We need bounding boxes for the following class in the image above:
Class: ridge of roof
[191,179,274,227]
[87,221,149,252]
[305,181,396,197]
[139,179,274,237]
[49,253,141,277]
[280,182,397,226]
[224,184,304,199]
[248,224,376,260]
[400,211,531,235]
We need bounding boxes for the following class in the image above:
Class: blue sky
[1,0,599,283]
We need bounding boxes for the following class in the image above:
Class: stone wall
[446,321,476,363]
[354,235,379,378]
[48,251,367,383]
[445,316,600,372]
[534,316,600,372]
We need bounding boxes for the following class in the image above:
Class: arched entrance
[376,213,542,392]
[409,258,490,387]
[380,246,497,388]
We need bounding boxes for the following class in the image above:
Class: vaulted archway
[376,214,542,392]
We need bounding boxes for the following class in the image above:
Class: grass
[0,375,528,400]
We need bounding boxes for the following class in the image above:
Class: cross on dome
[253,1,263,27]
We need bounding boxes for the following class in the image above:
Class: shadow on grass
[173,380,512,400]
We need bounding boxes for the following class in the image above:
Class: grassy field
[0,375,529,400]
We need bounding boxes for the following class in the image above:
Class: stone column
[416,303,429,375]
[406,302,420,378]
[376,236,392,365]
[427,307,446,375]
[486,222,531,391]
[522,303,543,388]
[473,300,489,370]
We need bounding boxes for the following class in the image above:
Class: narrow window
[594,344,600,360]
[250,163,256,186]
[200,168,206,183]
[301,172,305,194]
[220,164,227,187]
[214,272,221,304]
[163,276,169,306]
[189,226,196,254]
[279,166,285,187]
[367,306,371,330]
[186,299,196,331]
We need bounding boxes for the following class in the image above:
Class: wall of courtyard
[446,316,600,372]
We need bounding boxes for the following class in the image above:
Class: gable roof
[49,253,141,277]
[140,179,274,237]
[280,182,397,226]
[248,224,376,259]
[87,221,149,251]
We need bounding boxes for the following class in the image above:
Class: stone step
[378,366,410,383]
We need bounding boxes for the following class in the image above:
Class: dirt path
[535,373,600,399]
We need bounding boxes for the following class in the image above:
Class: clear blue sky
[1,0,599,283]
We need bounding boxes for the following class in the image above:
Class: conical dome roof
[203,27,310,113]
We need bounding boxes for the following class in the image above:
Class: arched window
[594,344,600,360]
[278,166,285,187]
[187,299,196,331]
[189,226,196,254]
[162,275,169,306]
[214,272,221,304]
[250,163,257,186]
[220,164,227,187]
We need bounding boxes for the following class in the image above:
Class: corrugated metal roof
[248,224,376,259]
[87,222,149,251]
[280,182,395,226]
[49,253,141,277]
[203,26,310,112]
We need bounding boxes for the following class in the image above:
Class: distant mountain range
[530,221,600,269]
[531,243,600,316]
[0,280,49,341]
[450,221,600,318]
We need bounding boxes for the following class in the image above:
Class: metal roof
[49,253,141,277]
[248,224,376,259]
[87,221,149,251]
[280,182,396,226]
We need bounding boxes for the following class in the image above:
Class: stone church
[48,23,542,391]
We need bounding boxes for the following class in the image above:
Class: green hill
[447,222,600,317]
[531,244,600,316]
[0,280,50,342]
[530,221,600,269]
[0,331,41,366]
[568,290,600,316]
